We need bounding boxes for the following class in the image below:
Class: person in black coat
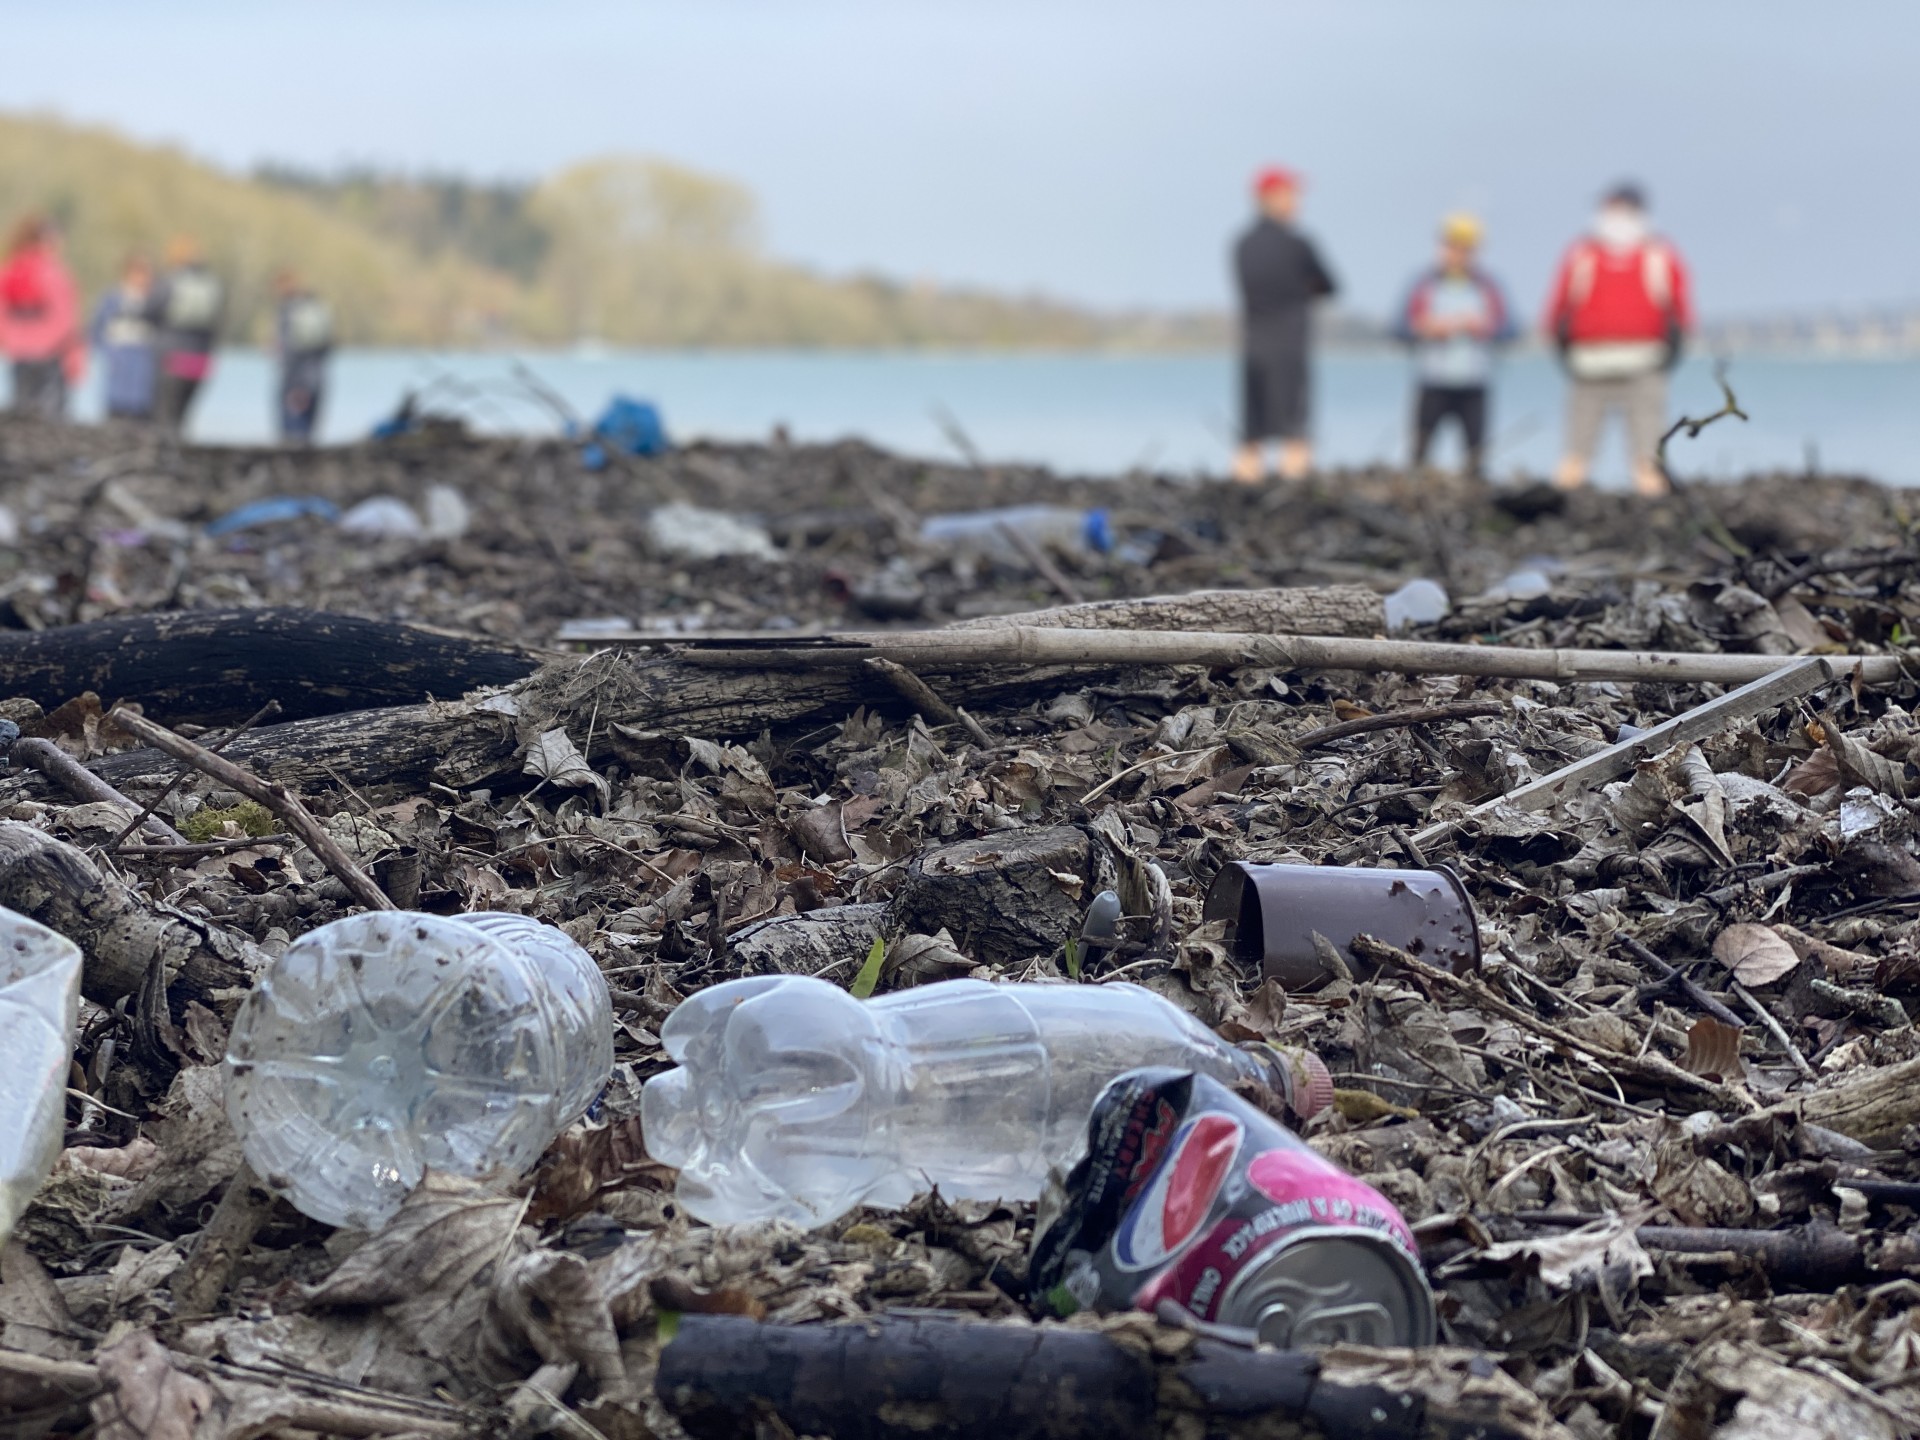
[1232,167,1336,482]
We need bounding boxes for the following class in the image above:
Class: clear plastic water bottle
[641,975,1331,1228]
[918,505,1112,568]
[0,906,82,1249]
[226,911,613,1229]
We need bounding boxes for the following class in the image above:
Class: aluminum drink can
[1030,1067,1435,1347]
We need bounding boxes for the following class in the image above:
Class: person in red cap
[1232,166,1336,482]
[1543,182,1693,495]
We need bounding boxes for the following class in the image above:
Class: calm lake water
[44,346,1920,485]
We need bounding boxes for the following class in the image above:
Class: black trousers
[1411,384,1488,473]
[156,372,203,434]
[1241,346,1309,442]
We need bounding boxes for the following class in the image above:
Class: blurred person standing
[1543,183,1692,496]
[1392,213,1514,478]
[150,236,225,435]
[90,254,159,422]
[1232,166,1336,482]
[0,216,84,419]
[273,270,333,444]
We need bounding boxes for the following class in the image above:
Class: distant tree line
[0,113,1224,350]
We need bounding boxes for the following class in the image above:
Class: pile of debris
[2,413,1920,1440]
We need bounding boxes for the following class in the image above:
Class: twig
[862,657,993,746]
[5,736,188,846]
[1701,863,1827,909]
[107,706,395,912]
[172,1161,276,1317]
[1353,934,1756,1112]
[105,699,282,853]
[1655,365,1752,556]
[114,834,293,858]
[1291,700,1505,751]
[1614,935,1748,1030]
[1079,745,1217,805]
[994,521,1086,604]
[1730,978,1817,1080]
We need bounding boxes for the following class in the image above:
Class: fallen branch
[657,1314,1569,1440]
[678,629,1902,686]
[107,707,395,913]
[862,658,993,746]
[1353,935,1756,1113]
[3,734,187,846]
[0,819,257,1009]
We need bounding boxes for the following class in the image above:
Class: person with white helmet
[1393,212,1514,479]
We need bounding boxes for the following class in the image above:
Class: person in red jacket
[1543,183,1692,496]
[0,216,85,420]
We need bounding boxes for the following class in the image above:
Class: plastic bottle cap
[1286,1047,1336,1121]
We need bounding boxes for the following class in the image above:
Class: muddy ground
[2,414,1920,1439]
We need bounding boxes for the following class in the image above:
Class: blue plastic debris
[206,496,341,538]
[587,397,670,467]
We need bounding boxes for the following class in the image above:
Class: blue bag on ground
[587,397,670,465]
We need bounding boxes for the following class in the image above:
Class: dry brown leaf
[488,1248,633,1402]
[1682,1016,1745,1080]
[1713,922,1803,986]
[1174,762,1257,809]
[1781,748,1842,799]
[788,803,854,864]
[524,727,611,804]
[1824,721,1919,798]
[303,1171,526,1312]
[0,1240,82,1360]
[89,1330,212,1440]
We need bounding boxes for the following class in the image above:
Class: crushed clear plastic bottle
[641,975,1328,1228]
[0,905,82,1249]
[225,910,613,1229]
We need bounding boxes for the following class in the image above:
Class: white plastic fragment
[0,905,84,1248]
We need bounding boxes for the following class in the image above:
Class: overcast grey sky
[5,1,1915,319]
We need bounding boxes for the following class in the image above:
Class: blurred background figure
[1394,214,1513,479]
[1545,183,1693,496]
[0,216,84,419]
[1233,166,1335,482]
[150,236,225,435]
[89,254,158,423]
[273,270,333,444]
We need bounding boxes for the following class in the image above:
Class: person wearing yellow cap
[1392,212,1514,479]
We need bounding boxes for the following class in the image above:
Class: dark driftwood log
[656,1316,1569,1440]
[888,825,1108,967]
[66,651,1114,797]
[0,607,539,723]
[0,820,258,1010]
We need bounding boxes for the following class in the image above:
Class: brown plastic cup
[1202,861,1480,989]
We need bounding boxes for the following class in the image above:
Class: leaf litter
[1,417,1920,1436]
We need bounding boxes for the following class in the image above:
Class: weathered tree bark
[1791,1053,1920,1149]
[656,1315,1572,1440]
[889,825,1110,968]
[950,585,1386,637]
[0,821,259,1010]
[0,607,540,723]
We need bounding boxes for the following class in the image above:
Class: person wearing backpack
[90,254,159,423]
[1393,213,1515,479]
[273,270,332,444]
[1543,183,1693,496]
[149,236,225,434]
[0,216,84,420]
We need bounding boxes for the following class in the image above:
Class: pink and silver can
[1031,1067,1435,1348]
